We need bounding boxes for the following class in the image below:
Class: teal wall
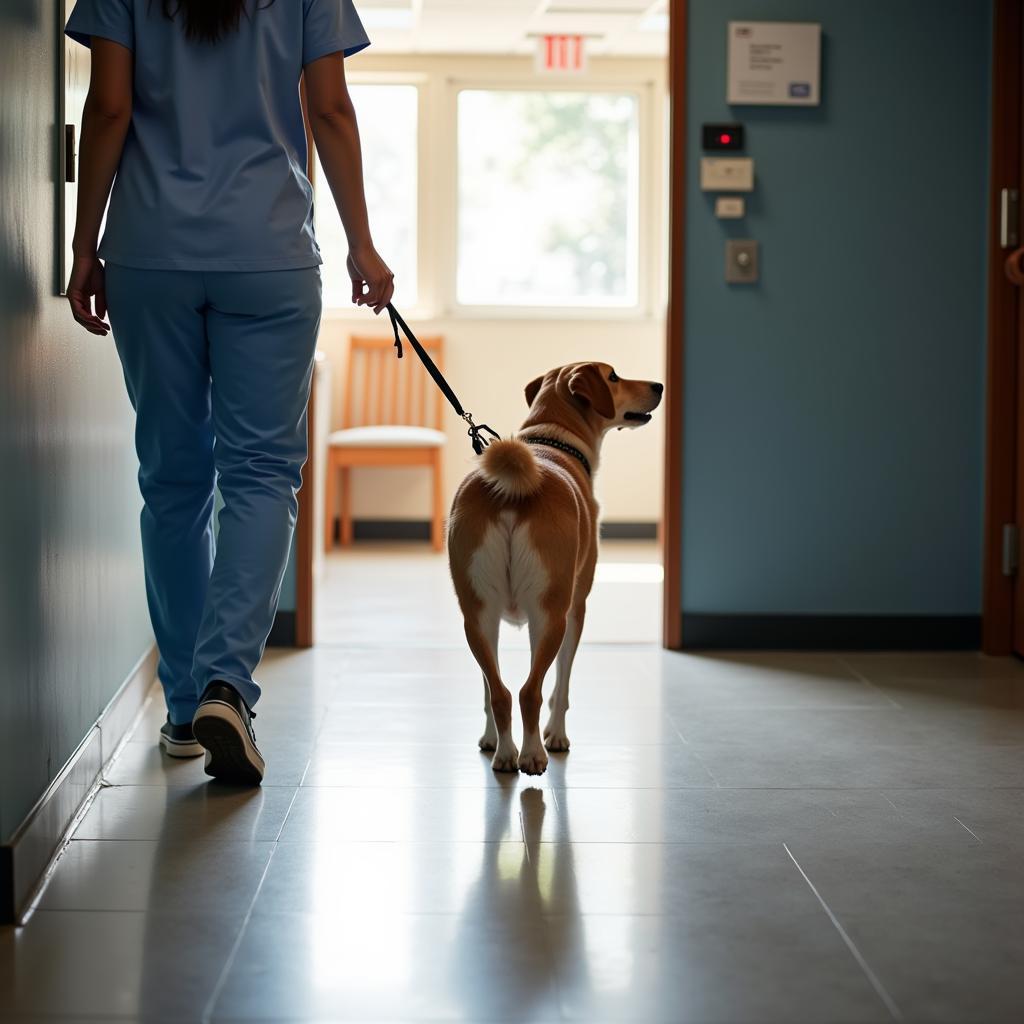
[0,1,153,840]
[682,0,992,616]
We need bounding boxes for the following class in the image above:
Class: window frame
[316,60,666,323]
[447,77,654,320]
[316,71,431,321]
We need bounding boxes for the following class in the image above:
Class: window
[456,89,640,309]
[310,69,663,318]
[314,84,418,309]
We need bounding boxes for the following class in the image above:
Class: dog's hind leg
[544,600,584,752]
[477,613,500,751]
[519,606,568,775]
[478,670,498,752]
[464,607,518,771]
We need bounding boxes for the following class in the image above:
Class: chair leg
[324,453,337,553]
[340,466,353,547]
[431,450,445,553]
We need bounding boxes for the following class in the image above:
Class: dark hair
[160,0,276,44]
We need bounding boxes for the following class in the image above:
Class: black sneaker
[192,682,265,785]
[159,717,204,758]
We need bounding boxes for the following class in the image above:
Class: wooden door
[983,0,1024,654]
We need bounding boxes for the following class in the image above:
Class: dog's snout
[650,382,664,394]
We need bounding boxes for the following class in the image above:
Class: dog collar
[524,436,592,477]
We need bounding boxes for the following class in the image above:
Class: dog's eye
[608,371,620,383]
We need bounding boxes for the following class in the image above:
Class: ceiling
[355,0,669,58]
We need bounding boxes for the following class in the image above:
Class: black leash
[386,303,500,455]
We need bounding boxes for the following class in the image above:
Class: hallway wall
[0,2,152,840]
[680,0,992,629]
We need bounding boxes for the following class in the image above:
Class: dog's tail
[478,439,543,501]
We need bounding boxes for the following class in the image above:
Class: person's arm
[304,51,394,314]
[67,37,133,335]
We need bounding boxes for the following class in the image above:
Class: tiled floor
[315,540,664,646]
[3,543,1024,1022]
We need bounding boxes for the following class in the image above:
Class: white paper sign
[727,21,821,106]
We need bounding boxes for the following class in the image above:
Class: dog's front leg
[464,610,518,771]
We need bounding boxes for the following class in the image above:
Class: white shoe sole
[192,700,265,784]
[159,733,204,758]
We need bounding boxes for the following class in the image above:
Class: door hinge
[1002,523,1019,577]
[1001,188,1020,249]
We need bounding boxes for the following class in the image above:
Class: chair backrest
[344,334,445,430]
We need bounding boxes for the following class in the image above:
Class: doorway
[290,0,683,651]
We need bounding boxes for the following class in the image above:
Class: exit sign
[536,34,587,75]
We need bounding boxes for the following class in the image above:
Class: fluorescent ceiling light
[638,12,669,32]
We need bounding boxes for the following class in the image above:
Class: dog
[447,362,663,775]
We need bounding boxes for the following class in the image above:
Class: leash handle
[386,303,499,455]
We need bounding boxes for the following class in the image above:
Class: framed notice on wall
[727,21,821,106]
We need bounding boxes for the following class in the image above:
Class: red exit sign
[536,34,587,75]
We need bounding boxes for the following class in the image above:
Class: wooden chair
[325,334,447,552]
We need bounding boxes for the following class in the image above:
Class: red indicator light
[720,133,732,144]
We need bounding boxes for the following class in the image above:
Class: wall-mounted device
[700,157,754,192]
[702,123,744,151]
[725,239,759,284]
[715,197,745,219]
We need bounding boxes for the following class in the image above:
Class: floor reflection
[137,781,269,1021]
[11,636,1024,1021]
[447,774,584,1022]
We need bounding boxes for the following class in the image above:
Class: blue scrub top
[65,0,370,272]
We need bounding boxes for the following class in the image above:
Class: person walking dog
[64,0,392,784]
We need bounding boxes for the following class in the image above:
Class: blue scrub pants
[106,266,322,725]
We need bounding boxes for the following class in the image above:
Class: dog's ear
[525,375,544,408]
[568,364,615,419]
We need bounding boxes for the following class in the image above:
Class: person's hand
[67,254,110,336]
[347,245,394,315]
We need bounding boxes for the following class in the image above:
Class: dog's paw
[491,749,520,773]
[518,750,549,776]
[478,733,497,752]
[543,728,570,753]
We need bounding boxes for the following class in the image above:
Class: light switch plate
[701,157,754,192]
[725,239,759,283]
[715,196,745,218]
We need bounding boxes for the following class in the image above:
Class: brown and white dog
[447,362,663,775]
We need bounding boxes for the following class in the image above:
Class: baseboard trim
[328,518,659,542]
[354,518,431,541]
[681,614,982,651]
[0,645,158,924]
[267,610,296,647]
[600,522,659,540]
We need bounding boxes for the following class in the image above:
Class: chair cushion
[327,425,447,449]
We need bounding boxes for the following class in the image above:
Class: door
[985,0,1024,654]
[1009,201,1024,655]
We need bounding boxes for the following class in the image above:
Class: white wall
[318,315,665,520]
[319,53,667,524]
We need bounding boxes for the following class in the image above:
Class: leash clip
[462,412,500,455]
